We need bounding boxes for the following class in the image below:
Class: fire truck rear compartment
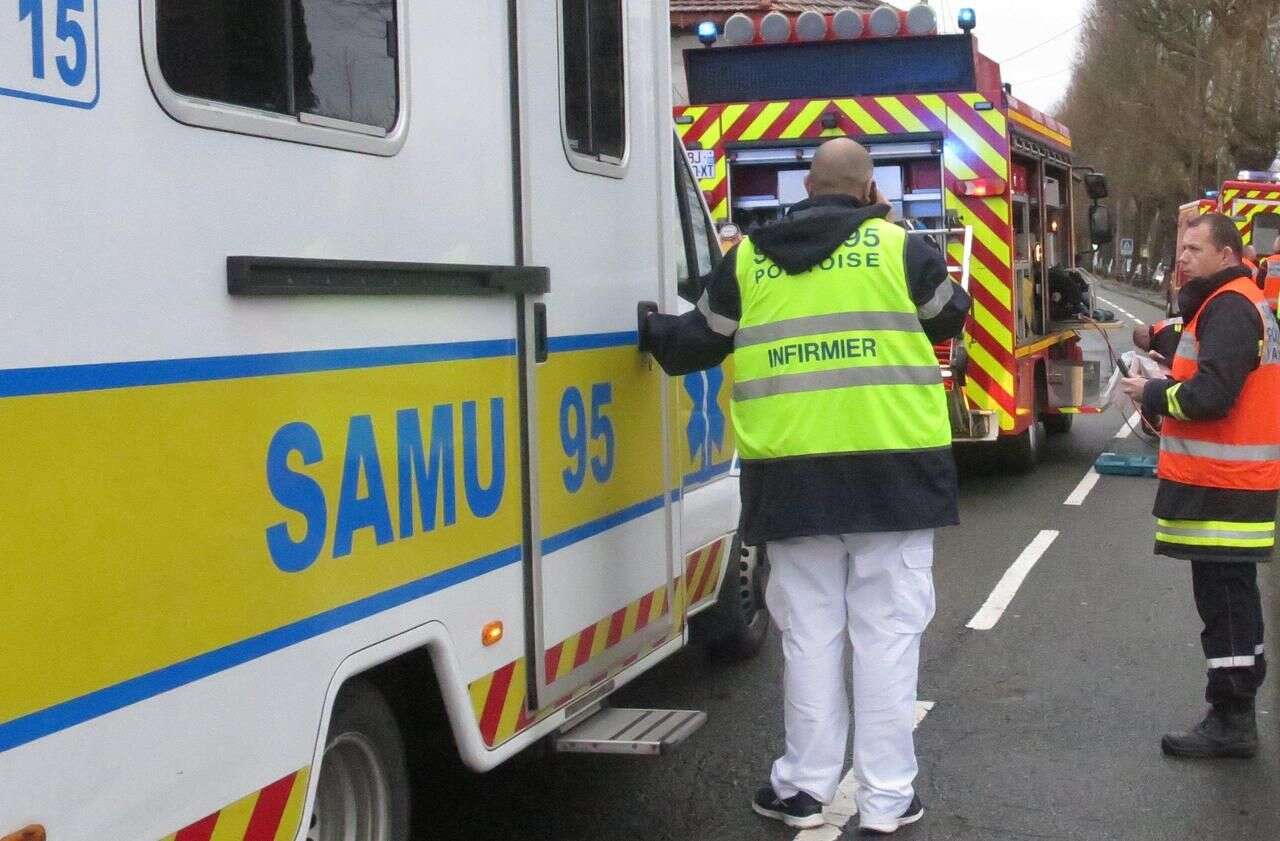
[722,141,995,441]
[724,140,946,232]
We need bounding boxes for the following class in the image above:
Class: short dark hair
[1186,213,1244,259]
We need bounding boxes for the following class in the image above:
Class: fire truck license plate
[0,0,99,109]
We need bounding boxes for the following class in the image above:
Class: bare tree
[1057,0,1280,273]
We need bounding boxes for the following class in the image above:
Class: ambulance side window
[150,0,402,154]
[561,0,627,173]
[674,144,719,302]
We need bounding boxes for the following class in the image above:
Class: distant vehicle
[1171,177,1280,315]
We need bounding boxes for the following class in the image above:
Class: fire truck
[1170,172,1280,312]
[676,4,1110,469]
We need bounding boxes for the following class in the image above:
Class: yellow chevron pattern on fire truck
[944,96,1016,431]
[675,93,1022,432]
[1221,186,1280,246]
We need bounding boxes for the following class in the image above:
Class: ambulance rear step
[553,707,707,755]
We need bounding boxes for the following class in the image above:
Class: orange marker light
[958,177,1008,198]
[2,826,46,841]
[482,621,504,647]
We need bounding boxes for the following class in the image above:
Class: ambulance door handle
[637,301,658,354]
[533,303,548,363]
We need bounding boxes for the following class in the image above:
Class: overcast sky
[916,0,1091,115]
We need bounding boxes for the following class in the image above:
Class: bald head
[806,138,875,202]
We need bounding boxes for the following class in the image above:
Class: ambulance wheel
[1043,413,1073,434]
[706,536,771,660]
[309,679,411,841]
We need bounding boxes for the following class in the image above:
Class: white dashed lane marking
[967,530,1060,630]
[1064,469,1100,506]
[1096,294,1155,329]
[1116,412,1141,439]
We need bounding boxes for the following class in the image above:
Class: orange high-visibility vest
[1262,255,1280,313]
[1159,276,1280,491]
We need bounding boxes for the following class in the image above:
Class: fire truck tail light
[723,13,755,47]
[759,11,791,43]
[831,8,864,39]
[796,10,827,41]
[1,827,46,841]
[959,178,1008,198]
[868,6,900,37]
[906,4,938,35]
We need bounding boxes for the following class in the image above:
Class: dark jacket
[644,195,971,544]
[1141,264,1278,562]
[1148,320,1183,363]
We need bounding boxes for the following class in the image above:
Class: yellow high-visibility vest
[731,217,951,460]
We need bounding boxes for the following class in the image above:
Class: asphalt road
[418,280,1280,841]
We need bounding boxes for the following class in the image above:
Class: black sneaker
[751,785,826,829]
[859,794,924,835]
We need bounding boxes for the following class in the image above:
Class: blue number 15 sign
[1,0,98,108]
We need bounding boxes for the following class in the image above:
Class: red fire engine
[1170,172,1280,312]
[675,4,1111,469]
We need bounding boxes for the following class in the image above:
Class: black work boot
[1161,706,1258,758]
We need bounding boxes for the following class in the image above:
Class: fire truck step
[552,708,707,756]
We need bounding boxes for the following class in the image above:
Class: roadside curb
[1086,274,1166,311]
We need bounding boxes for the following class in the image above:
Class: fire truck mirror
[1089,205,1114,246]
[1083,172,1109,201]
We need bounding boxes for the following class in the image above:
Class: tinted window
[562,0,626,162]
[1254,214,1280,257]
[157,1,289,113]
[295,0,398,130]
[685,35,976,104]
[674,145,719,302]
[157,0,398,132]
[682,163,716,277]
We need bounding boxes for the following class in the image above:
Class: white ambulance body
[0,2,756,839]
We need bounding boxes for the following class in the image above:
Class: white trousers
[765,529,936,826]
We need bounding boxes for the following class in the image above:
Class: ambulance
[0,2,762,839]
[676,4,1112,470]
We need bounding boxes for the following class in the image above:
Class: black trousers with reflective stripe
[1191,561,1266,709]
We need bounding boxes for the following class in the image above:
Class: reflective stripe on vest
[1156,518,1276,550]
[1158,276,1280,491]
[730,218,951,461]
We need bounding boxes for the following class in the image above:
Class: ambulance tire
[703,536,771,660]
[310,679,412,841]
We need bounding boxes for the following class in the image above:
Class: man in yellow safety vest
[641,138,970,836]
